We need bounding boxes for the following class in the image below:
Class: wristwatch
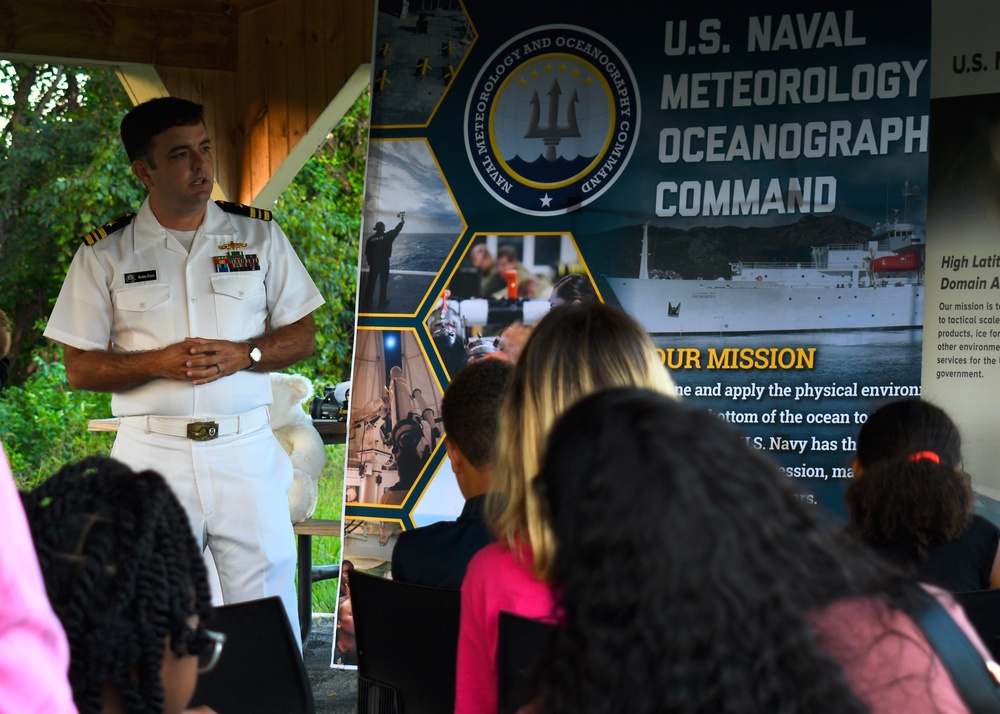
[244,340,262,371]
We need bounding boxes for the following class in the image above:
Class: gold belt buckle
[187,421,219,441]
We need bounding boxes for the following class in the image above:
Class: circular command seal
[464,25,640,216]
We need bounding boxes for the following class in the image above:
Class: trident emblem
[525,79,581,161]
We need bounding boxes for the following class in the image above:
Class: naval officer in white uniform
[44,97,324,643]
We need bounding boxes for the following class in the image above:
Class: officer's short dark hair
[120,97,205,163]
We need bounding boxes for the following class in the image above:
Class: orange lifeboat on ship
[872,250,922,272]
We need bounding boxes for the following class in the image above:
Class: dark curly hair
[855,398,962,469]
[846,398,972,559]
[533,388,913,714]
[21,456,213,714]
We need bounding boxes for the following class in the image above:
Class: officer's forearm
[62,344,166,393]
[250,313,316,372]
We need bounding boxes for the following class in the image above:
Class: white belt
[120,406,270,442]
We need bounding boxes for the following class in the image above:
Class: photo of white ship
[607,184,926,335]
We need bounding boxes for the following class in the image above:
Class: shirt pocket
[112,283,174,351]
[211,274,267,339]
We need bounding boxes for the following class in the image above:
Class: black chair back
[954,588,1000,660]
[351,570,461,714]
[188,596,315,714]
[497,611,558,714]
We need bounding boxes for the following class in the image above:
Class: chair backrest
[188,596,315,714]
[350,570,461,714]
[497,611,558,714]
[954,589,1000,660]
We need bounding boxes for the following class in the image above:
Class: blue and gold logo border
[464,24,640,216]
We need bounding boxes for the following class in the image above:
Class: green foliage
[274,91,369,389]
[308,445,347,613]
[1,62,145,386]
[0,356,112,490]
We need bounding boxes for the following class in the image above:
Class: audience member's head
[441,359,514,499]
[846,398,972,557]
[533,388,900,713]
[22,456,216,714]
[548,274,598,308]
[854,397,962,471]
[491,302,676,577]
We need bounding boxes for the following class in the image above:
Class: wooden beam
[235,5,272,203]
[115,63,168,104]
[0,0,237,70]
[89,0,282,14]
[255,63,371,208]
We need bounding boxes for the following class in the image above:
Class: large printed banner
[924,0,1000,501]
[335,0,934,656]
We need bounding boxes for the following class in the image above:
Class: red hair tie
[909,451,940,464]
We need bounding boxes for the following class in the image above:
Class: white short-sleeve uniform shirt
[44,198,325,418]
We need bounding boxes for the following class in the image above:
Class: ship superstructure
[607,185,925,334]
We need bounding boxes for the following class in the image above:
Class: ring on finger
[214,364,221,375]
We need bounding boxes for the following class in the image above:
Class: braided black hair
[21,456,212,714]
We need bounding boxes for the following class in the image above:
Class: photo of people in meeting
[427,233,601,377]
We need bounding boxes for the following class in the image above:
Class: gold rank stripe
[81,213,136,246]
[215,200,273,221]
[82,227,107,246]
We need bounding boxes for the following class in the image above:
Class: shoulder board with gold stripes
[81,213,136,246]
[215,201,273,221]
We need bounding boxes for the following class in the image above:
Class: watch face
[250,347,262,362]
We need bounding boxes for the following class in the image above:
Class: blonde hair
[490,302,677,578]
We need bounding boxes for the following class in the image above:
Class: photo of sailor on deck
[359,139,464,315]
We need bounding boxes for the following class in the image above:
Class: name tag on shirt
[125,270,157,283]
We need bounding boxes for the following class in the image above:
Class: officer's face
[134,123,215,216]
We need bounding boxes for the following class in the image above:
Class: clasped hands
[161,337,251,385]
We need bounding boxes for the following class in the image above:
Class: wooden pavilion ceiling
[0,0,375,204]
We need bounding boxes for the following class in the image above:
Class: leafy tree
[274,91,367,387]
[0,356,112,490]
[0,62,144,385]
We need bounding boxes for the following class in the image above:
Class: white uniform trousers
[111,418,301,644]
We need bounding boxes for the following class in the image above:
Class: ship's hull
[607,278,924,334]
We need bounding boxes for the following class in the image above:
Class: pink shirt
[810,586,993,714]
[0,442,77,713]
[455,542,557,714]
